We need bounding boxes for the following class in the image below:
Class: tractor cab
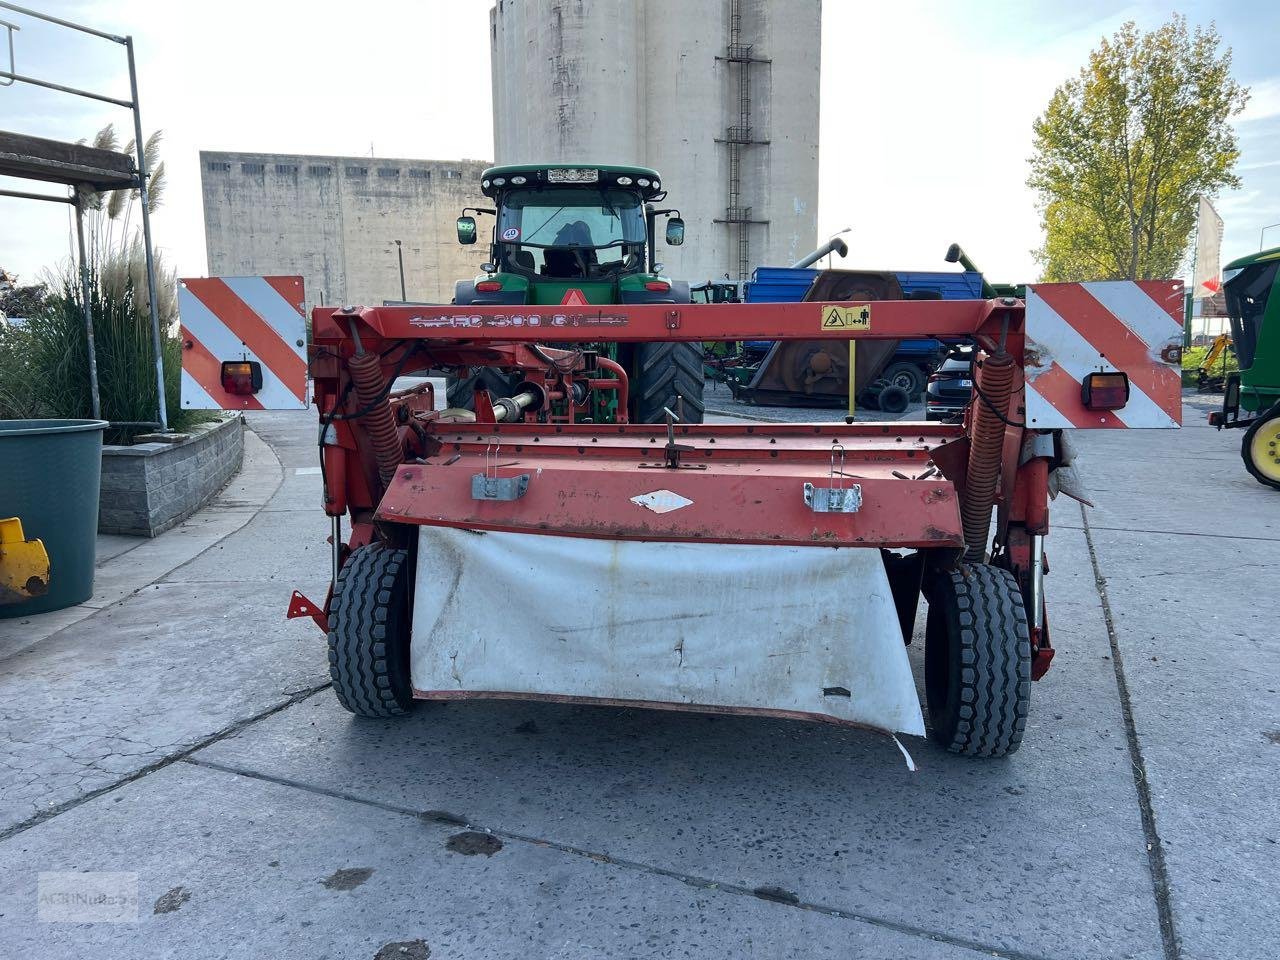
[1211,245,1280,489]
[454,165,685,308]
[1222,246,1280,390]
[449,164,704,424]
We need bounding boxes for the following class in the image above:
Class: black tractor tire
[877,384,911,414]
[924,563,1031,757]
[1241,405,1280,490]
[881,361,926,398]
[328,543,415,718]
[631,341,705,424]
[445,368,519,411]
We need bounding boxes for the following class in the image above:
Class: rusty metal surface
[377,456,962,548]
[738,271,905,406]
[311,296,1017,345]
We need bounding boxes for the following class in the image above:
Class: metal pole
[846,340,856,420]
[395,240,406,301]
[73,196,101,419]
[0,2,126,42]
[1261,223,1280,251]
[125,35,167,430]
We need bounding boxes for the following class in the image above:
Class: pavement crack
[0,681,331,844]
[182,756,1057,960]
[1080,501,1181,960]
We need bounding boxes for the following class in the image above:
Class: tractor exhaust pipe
[790,235,850,270]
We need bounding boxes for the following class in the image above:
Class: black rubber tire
[881,361,926,398]
[328,543,415,718]
[445,368,519,411]
[878,384,911,414]
[631,341,706,424]
[924,563,1031,757]
[1241,406,1280,491]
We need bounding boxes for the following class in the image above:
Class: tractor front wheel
[1241,406,1280,490]
[924,563,1030,757]
[328,543,415,718]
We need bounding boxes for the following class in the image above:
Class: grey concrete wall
[490,0,820,283]
[99,418,244,538]
[201,153,492,307]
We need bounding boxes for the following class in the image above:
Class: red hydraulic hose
[961,350,1016,562]
[595,356,630,423]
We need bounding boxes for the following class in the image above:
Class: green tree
[1028,16,1249,281]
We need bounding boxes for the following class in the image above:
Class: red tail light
[220,360,263,396]
[476,280,503,292]
[1081,371,1129,411]
[645,280,671,292]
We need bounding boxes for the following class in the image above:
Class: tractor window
[498,188,646,279]
[1225,261,1278,370]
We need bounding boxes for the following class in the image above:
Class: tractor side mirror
[456,216,477,245]
[665,217,685,246]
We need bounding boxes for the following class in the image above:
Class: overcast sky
[2,0,1278,288]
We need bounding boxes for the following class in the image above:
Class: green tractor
[1211,244,1280,489]
[450,163,704,424]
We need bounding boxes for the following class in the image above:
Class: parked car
[925,348,974,422]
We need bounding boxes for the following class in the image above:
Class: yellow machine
[1197,333,1234,392]
[0,517,50,607]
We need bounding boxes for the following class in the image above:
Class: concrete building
[200,151,491,306]
[489,0,820,282]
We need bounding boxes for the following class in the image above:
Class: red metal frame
[306,296,1056,676]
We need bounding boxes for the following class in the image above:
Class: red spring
[961,350,1015,561]
[347,351,403,488]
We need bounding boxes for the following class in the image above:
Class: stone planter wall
[99,417,244,537]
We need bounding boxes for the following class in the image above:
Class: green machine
[450,164,704,424]
[1210,245,1280,489]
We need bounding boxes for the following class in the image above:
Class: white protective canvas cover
[410,527,925,737]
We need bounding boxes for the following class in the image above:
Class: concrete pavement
[0,399,1274,960]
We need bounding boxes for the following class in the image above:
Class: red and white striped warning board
[178,276,308,410]
[1024,280,1184,429]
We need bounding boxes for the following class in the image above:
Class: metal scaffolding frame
[0,1,167,430]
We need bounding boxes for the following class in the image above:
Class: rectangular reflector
[221,360,263,395]
[1081,371,1129,411]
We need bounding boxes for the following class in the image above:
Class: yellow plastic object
[0,517,51,606]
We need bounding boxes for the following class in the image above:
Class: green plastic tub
[0,419,107,618]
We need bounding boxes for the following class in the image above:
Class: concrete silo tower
[489,0,821,283]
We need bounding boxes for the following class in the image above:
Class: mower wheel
[1241,406,1280,490]
[881,361,926,398]
[445,368,519,411]
[328,543,414,718]
[924,563,1030,757]
[632,342,705,424]
[877,384,911,414]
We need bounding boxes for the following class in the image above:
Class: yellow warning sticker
[820,303,871,330]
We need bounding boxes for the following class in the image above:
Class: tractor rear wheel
[1241,406,1280,490]
[631,342,705,424]
[924,563,1030,757]
[328,543,415,718]
[445,368,519,411]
